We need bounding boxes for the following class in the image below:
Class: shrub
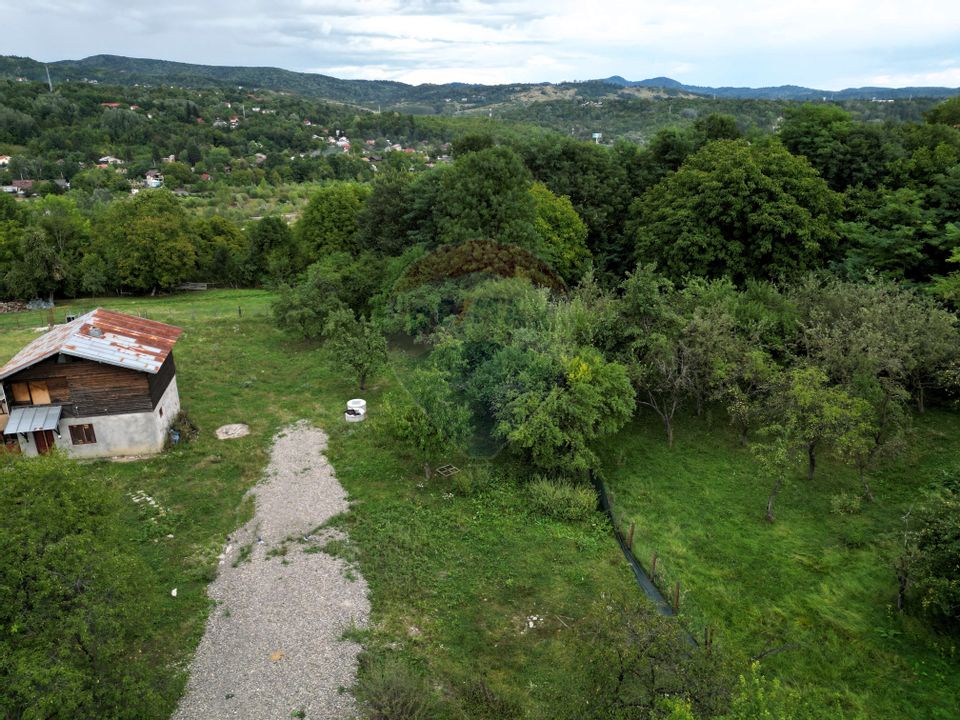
[455,679,524,719]
[452,470,474,496]
[902,486,960,629]
[168,408,200,444]
[355,658,440,720]
[0,454,163,718]
[830,491,862,515]
[527,476,597,522]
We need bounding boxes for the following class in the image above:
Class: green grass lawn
[1,290,640,718]
[598,411,960,720]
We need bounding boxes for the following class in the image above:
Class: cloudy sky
[7,0,960,88]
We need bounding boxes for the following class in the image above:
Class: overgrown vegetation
[2,71,960,720]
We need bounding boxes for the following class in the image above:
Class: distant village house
[0,309,182,459]
[145,170,164,188]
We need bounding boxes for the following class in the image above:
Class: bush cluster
[527,476,598,522]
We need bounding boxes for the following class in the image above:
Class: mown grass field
[0,290,639,718]
[598,411,960,720]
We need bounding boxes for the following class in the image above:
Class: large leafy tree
[755,366,872,522]
[628,139,841,284]
[793,275,960,413]
[433,145,539,248]
[925,96,960,128]
[514,136,631,272]
[324,308,388,390]
[5,195,90,300]
[0,193,24,297]
[497,347,635,475]
[354,169,415,256]
[193,215,248,286]
[96,190,196,292]
[839,187,937,282]
[245,215,302,284]
[529,181,591,283]
[296,181,371,261]
[779,104,891,190]
[272,252,384,340]
[615,265,715,447]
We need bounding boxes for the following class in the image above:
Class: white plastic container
[345,398,367,423]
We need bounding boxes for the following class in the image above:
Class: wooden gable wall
[2,352,176,418]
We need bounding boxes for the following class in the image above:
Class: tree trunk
[765,477,782,523]
[916,386,925,414]
[860,467,875,502]
[358,373,366,391]
[738,425,749,447]
[664,415,674,448]
[896,558,909,612]
[806,442,817,481]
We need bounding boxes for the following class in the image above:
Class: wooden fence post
[673,582,680,613]
[626,522,635,551]
[651,551,658,577]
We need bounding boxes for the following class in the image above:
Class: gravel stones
[173,422,369,720]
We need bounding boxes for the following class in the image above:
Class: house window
[69,424,97,445]
[10,381,51,405]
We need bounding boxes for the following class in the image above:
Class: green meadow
[0,290,639,718]
[599,412,960,719]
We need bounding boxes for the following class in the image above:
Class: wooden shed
[0,309,182,458]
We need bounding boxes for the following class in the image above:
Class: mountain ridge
[599,75,960,100]
[1,54,957,105]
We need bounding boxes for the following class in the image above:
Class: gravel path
[173,422,369,720]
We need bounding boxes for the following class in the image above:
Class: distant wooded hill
[2,54,956,112]
[601,75,960,101]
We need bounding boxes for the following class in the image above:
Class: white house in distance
[0,309,182,458]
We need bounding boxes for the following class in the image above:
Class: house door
[34,430,55,454]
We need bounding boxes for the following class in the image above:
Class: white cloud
[866,67,960,87]
[6,0,960,88]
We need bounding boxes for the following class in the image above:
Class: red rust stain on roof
[0,308,182,379]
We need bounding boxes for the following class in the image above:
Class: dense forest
[2,72,960,719]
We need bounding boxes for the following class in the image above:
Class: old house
[0,309,182,458]
[145,169,164,188]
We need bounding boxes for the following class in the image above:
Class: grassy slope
[598,411,960,720]
[0,291,637,718]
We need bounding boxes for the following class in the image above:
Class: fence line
[591,471,699,646]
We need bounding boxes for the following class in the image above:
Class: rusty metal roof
[0,309,182,380]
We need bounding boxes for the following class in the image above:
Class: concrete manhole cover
[216,424,250,440]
